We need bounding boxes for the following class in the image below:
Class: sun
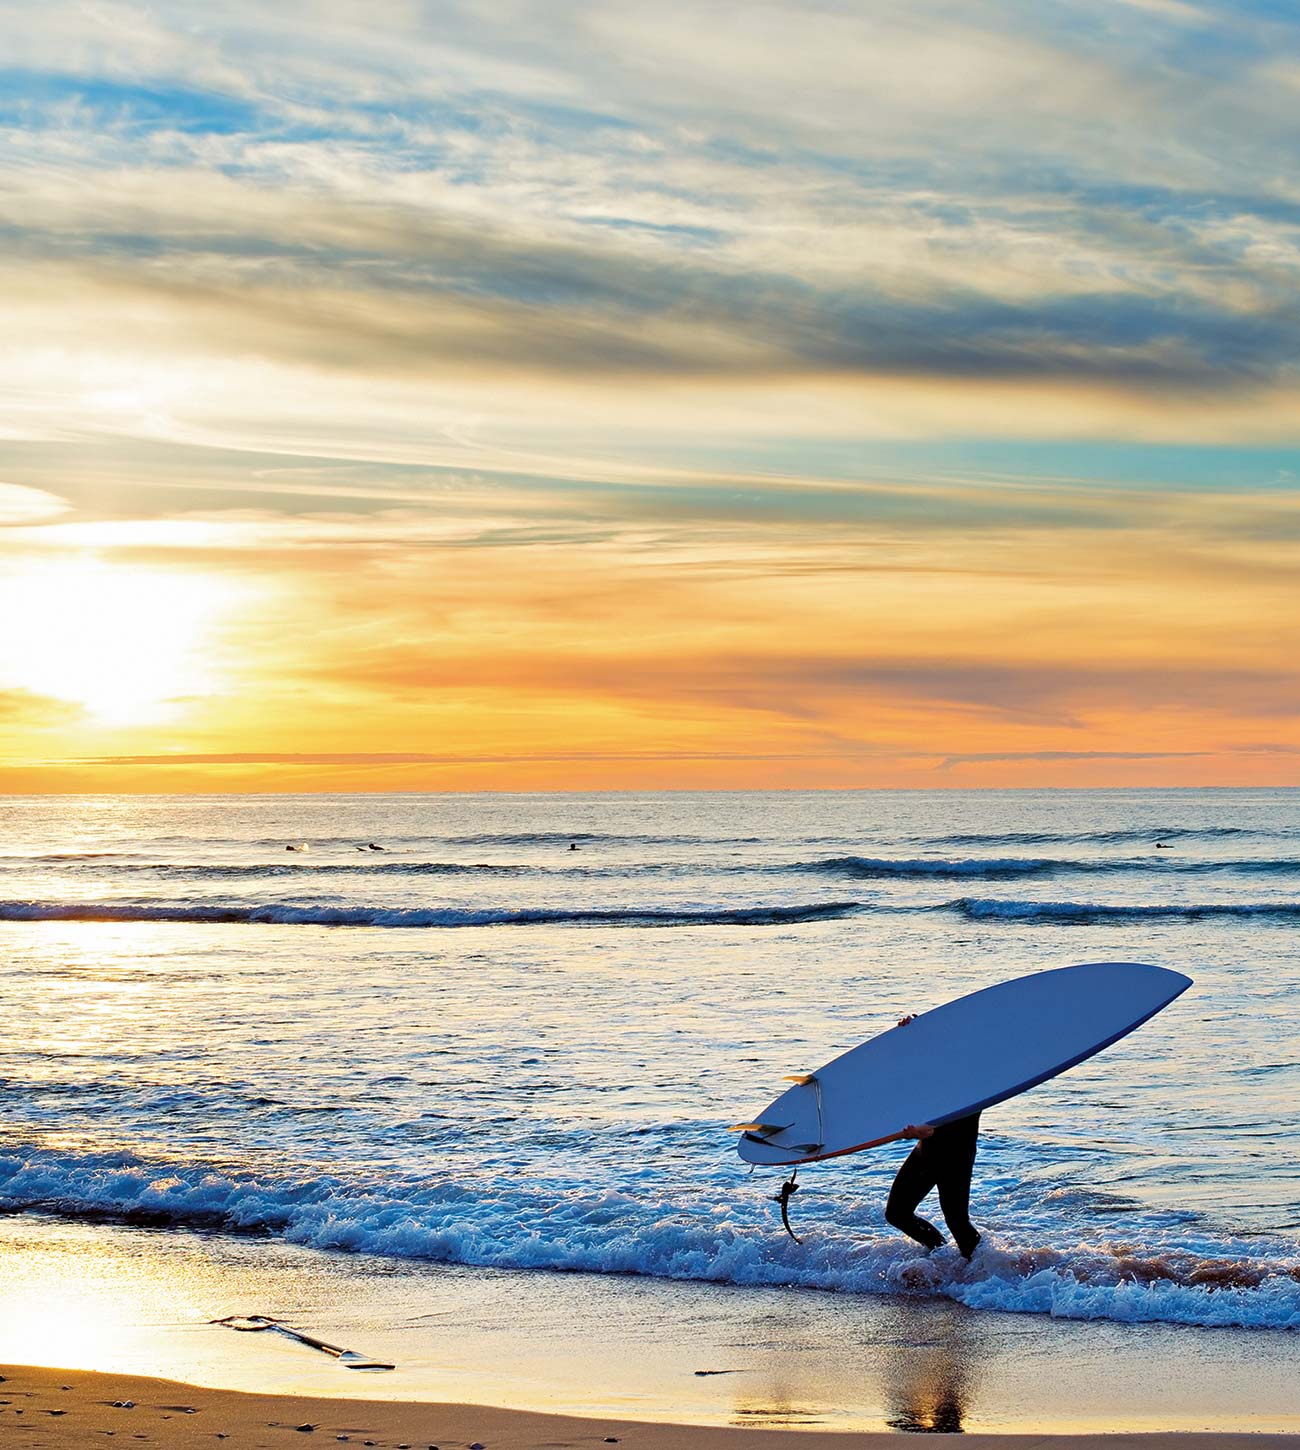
[0,554,239,728]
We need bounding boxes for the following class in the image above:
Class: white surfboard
[735,961,1191,1167]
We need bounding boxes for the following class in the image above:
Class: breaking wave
[927,826,1272,847]
[13,856,1300,889]
[945,897,1300,924]
[793,856,1063,880]
[1,1147,1297,1332]
[796,855,1300,880]
[0,898,861,929]
[9,891,1300,929]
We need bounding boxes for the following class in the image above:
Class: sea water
[1,790,1298,1336]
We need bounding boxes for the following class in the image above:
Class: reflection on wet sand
[724,1403,828,1426]
[880,1300,984,1433]
[726,1292,989,1432]
[885,1357,967,1433]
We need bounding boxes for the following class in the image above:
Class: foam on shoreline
[3,1147,1298,1332]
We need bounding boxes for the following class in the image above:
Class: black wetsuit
[885,1112,981,1258]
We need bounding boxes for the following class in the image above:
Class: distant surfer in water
[883,1015,982,1259]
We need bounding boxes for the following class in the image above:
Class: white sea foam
[1,1147,1297,1330]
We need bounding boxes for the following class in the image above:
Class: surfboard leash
[771,1169,802,1244]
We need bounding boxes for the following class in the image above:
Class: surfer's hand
[898,1014,916,1026]
[903,1123,935,1140]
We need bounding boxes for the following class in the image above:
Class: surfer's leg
[936,1154,980,1259]
[885,1145,945,1251]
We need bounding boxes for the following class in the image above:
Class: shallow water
[1,790,1298,1334]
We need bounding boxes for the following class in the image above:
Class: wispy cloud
[935,749,1209,771]
[2,0,1299,472]
[0,689,81,726]
[85,749,880,767]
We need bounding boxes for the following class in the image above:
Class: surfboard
[734,961,1191,1167]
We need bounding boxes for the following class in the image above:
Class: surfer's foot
[885,1208,946,1253]
[957,1231,982,1261]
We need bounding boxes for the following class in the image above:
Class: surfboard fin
[729,1121,792,1136]
[782,1073,817,1085]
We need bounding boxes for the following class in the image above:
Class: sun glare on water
[0,555,240,728]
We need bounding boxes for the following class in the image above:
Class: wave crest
[1,1148,1297,1332]
[931,827,1267,846]
[793,855,1060,880]
[0,898,861,929]
[947,897,1300,924]
[798,855,1300,880]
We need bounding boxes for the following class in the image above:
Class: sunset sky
[2,0,1298,791]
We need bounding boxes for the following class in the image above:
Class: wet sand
[4,1363,1300,1450]
[4,1216,1300,1436]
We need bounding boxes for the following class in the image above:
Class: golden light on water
[0,555,242,728]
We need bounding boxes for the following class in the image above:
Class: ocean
[1,789,1298,1341]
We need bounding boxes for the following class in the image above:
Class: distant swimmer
[569,842,580,851]
[286,843,309,852]
[1156,841,1170,849]
[366,843,385,851]
[883,1015,981,1260]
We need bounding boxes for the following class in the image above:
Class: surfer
[884,1015,982,1259]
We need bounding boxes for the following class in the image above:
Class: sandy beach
[4,1363,1300,1450]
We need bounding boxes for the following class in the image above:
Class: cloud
[3,156,1298,401]
[266,630,1300,731]
[791,659,1300,727]
[85,748,879,766]
[0,482,68,524]
[934,749,1208,770]
[0,689,82,726]
[0,0,1298,461]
